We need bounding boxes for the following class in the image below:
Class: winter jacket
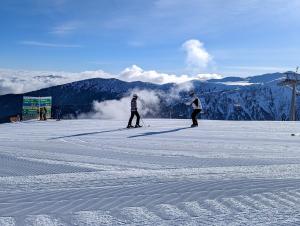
[131,98,137,111]
[187,95,202,110]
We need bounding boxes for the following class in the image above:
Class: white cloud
[0,68,111,95]
[19,41,82,48]
[128,41,144,47]
[119,65,221,84]
[0,65,221,95]
[194,73,222,80]
[182,39,212,73]
[80,89,161,120]
[50,21,81,35]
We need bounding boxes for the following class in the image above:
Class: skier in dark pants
[38,108,43,120]
[56,106,62,121]
[42,107,47,120]
[186,91,202,127]
[127,94,141,128]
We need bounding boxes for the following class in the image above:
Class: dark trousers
[191,109,201,125]
[128,111,140,126]
[56,111,61,120]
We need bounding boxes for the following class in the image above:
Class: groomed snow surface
[0,119,300,226]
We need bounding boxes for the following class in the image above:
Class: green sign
[22,96,52,120]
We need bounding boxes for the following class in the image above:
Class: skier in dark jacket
[127,94,141,128]
[38,108,43,120]
[186,91,202,127]
[42,107,47,120]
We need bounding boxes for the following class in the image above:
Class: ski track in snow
[0,119,300,225]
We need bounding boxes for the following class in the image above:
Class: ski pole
[140,117,150,127]
[139,99,150,127]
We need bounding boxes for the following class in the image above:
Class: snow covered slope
[0,119,300,225]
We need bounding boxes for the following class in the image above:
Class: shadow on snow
[128,127,191,138]
[49,128,127,140]
[49,126,192,140]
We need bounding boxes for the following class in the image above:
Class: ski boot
[127,125,134,128]
[135,124,142,128]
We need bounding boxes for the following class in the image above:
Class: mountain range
[0,72,298,123]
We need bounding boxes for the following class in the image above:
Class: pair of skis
[126,124,150,129]
[291,133,300,136]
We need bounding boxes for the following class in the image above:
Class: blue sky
[0,0,300,78]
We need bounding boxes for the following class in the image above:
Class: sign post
[22,96,52,121]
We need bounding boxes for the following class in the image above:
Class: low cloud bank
[0,68,111,95]
[79,81,194,120]
[119,65,221,84]
[79,89,162,120]
[0,66,221,95]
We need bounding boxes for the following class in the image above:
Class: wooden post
[291,83,297,121]
[278,70,300,121]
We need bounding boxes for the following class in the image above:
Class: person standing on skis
[186,91,202,127]
[127,94,142,128]
[42,107,47,120]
